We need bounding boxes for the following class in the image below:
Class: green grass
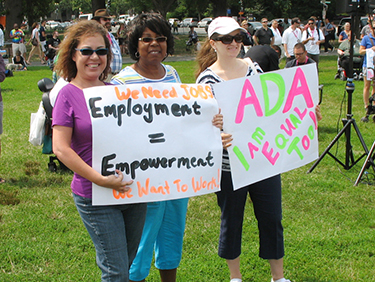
[1,56,375,281]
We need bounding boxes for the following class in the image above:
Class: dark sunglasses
[75,48,109,56]
[139,36,167,43]
[214,34,243,44]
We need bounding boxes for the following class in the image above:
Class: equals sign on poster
[148,133,165,144]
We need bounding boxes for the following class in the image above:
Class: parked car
[181,18,199,27]
[168,18,180,27]
[119,14,130,24]
[247,21,263,35]
[270,18,292,27]
[78,13,93,21]
[46,21,61,30]
[336,16,368,36]
[198,17,212,28]
[59,21,72,29]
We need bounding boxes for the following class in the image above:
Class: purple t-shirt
[52,83,109,198]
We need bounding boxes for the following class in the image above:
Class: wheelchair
[37,78,69,172]
[334,55,364,81]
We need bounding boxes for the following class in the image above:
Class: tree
[210,0,228,17]
[150,0,177,18]
[92,0,105,14]
[4,0,54,33]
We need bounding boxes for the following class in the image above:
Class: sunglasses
[139,36,167,43]
[75,48,109,56]
[214,34,243,44]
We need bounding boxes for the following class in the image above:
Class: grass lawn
[0,55,375,281]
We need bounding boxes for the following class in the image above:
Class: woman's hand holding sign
[212,109,224,129]
[221,132,233,149]
[100,169,133,193]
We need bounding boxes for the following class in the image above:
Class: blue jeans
[73,193,147,282]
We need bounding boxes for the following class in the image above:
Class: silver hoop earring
[135,51,140,58]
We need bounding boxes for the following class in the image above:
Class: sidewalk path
[29,49,336,67]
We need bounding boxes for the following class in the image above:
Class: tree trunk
[92,0,106,14]
[4,0,24,39]
[211,0,228,18]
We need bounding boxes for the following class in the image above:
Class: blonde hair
[195,38,217,79]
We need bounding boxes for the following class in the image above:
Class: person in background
[93,9,122,79]
[39,20,47,53]
[20,24,28,60]
[0,24,4,49]
[45,30,61,69]
[270,20,284,59]
[117,23,128,54]
[359,21,375,122]
[335,36,362,80]
[111,13,222,282]
[282,18,290,33]
[52,20,147,282]
[173,19,179,34]
[253,18,274,46]
[282,18,301,62]
[26,22,45,65]
[285,43,315,68]
[196,16,290,282]
[360,15,373,39]
[238,20,253,58]
[323,18,334,52]
[338,22,351,43]
[186,25,198,51]
[244,44,280,71]
[0,53,5,183]
[302,17,325,67]
[6,50,27,71]
[9,23,24,58]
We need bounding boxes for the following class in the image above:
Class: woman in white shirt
[26,22,45,65]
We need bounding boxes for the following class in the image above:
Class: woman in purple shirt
[52,20,147,281]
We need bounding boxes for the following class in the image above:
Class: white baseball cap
[208,17,247,38]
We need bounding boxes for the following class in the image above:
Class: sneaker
[271,279,291,282]
[334,73,340,79]
[230,279,242,282]
[361,116,369,122]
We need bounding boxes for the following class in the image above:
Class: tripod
[308,78,369,173]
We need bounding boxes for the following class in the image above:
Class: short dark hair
[128,13,174,61]
[294,42,306,51]
[292,17,300,24]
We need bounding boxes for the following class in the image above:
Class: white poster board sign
[84,84,222,205]
[212,64,319,190]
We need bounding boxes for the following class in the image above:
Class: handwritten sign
[366,49,375,79]
[212,64,319,190]
[84,84,222,205]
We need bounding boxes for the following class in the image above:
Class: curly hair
[127,13,174,61]
[55,20,112,82]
